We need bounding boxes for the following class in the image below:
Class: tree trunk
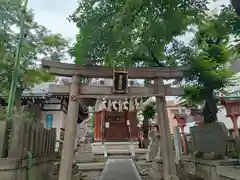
[8,88,23,157]
[143,116,149,148]
[15,88,22,113]
[202,89,218,123]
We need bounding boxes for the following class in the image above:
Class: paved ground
[99,159,142,180]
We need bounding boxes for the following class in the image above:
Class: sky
[28,0,78,43]
[28,0,231,45]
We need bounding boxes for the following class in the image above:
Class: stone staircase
[91,141,147,161]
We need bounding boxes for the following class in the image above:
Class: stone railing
[183,156,240,180]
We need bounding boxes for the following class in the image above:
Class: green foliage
[70,0,240,124]
[178,85,204,108]
[180,5,240,123]
[70,0,208,66]
[142,102,156,120]
[0,0,69,97]
[0,106,35,122]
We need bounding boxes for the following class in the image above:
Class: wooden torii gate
[42,60,188,180]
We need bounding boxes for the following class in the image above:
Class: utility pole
[7,0,29,116]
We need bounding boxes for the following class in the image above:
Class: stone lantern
[220,97,240,137]
[174,113,187,153]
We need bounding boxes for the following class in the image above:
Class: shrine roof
[22,82,53,96]
[221,96,240,100]
[220,96,240,106]
[0,81,67,99]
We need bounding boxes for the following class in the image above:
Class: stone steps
[94,149,147,161]
[99,159,142,180]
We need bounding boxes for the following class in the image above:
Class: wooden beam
[48,84,184,97]
[42,60,189,79]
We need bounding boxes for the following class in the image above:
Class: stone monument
[190,122,228,159]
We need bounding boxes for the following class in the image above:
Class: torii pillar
[174,113,187,153]
[220,97,240,137]
[58,75,80,180]
[154,78,178,180]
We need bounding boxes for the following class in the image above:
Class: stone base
[165,175,179,180]
[146,142,159,162]
[149,158,164,180]
[48,172,82,180]
[49,161,81,180]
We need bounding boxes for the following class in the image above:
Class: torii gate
[42,60,188,180]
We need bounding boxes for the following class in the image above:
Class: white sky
[28,0,230,44]
[28,0,78,43]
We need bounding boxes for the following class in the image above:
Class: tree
[69,0,208,66]
[0,0,69,110]
[142,101,155,148]
[70,0,240,125]
[177,85,204,109]
[179,5,240,123]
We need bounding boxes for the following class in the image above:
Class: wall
[40,98,89,149]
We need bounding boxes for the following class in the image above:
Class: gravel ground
[138,162,203,180]
[81,171,102,180]
[80,166,203,180]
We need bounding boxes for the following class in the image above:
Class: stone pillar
[101,110,107,157]
[58,75,80,180]
[179,125,187,153]
[154,78,178,180]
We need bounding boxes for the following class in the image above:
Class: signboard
[46,114,53,129]
[113,69,128,93]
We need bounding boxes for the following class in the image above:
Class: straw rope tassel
[129,98,134,112]
[118,100,123,112]
[107,100,112,111]
[139,97,144,110]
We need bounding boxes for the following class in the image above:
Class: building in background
[166,100,187,135]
